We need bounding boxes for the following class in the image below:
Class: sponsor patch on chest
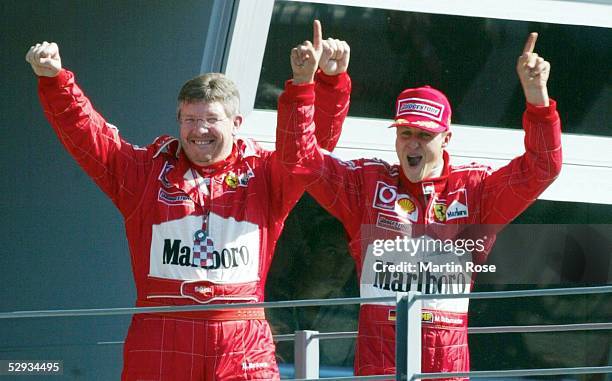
[445,189,469,221]
[149,214,260,283]
[372,181,419,222]
[157,189,194,206]
[433,202,447,222]
[376,213,412,234]
[223,165,255,191]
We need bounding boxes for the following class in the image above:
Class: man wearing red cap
[277,30,561,379]
[391,85,453,185]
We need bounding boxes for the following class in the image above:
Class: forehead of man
[179,100,229,117]
[396,125,438,138]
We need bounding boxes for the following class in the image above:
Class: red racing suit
[276,79,562,378]
[37,69,350,381]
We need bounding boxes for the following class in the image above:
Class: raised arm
[275,21,363,233]
[313,71,351,151]
[481,33,562,224]
[26,42,149,217]
[299,20,352,150]
[517,33,550,107]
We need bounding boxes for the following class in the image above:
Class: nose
[407,138,420,149]
[194,124,211,134]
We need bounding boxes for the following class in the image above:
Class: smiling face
[395,126,451,183]
[178,101,242,166]
[176,73,242,166]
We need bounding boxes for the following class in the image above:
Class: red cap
[390,86,451,133]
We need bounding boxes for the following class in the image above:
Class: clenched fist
[516,33,550,106]
[25,41,62,77]
[320,37,350,77]
[291,20,350,84]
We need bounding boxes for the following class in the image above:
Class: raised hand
[291,20,323,84]
[516,33,550,106]
[25,41,62,77]
[319,37,350,76]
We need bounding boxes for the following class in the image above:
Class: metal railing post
[607,345,612,381]
[396,292,422,381]
[294,330,319,379]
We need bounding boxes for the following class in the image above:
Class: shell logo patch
[225,172,239,189]
[394,195,418,222]
[397,197,416,214]
[433,203,447,222]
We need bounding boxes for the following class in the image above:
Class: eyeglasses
[179,117,229,128]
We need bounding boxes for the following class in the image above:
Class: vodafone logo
[373,182,398,211]
[378,185,397,205]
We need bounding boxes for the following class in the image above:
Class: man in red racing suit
[277,32,561,378]
[27,35,350,380]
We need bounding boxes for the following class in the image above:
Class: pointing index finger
[313,20,322,50]
[522,32,538,54]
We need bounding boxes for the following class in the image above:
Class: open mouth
[407,155,422,167]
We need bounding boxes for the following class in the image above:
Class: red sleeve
[480,100,562,224]
[313,70,351,151]
[275,75,364,234]
[38,69,151,217]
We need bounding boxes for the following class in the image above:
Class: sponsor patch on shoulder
[158,161,174,188]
